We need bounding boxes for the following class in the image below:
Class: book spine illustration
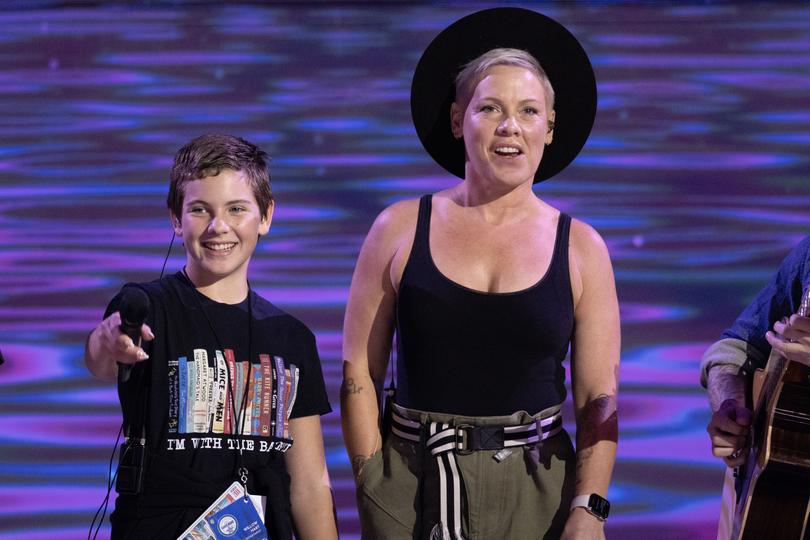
[186,357,196,432]
[242,364,255,435]
[259,354,273,436]
[178,356,188,433]
[212,350,227,434]
[193,349,209,432]
[274,356,286,438]
[223,349,236,434]
[251,366,262,436]
[167,357,179,434]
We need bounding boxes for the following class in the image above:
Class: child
[85,134,338,539]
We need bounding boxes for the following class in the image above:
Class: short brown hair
[167,134,273,218]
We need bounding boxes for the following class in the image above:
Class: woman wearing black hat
[341,8,618,540]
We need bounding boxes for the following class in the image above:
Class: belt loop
[454,424,473,455]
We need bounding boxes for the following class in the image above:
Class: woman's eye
[522,107,539,115]
[480,104,497,113]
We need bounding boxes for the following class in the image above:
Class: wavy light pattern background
[1,4,809,539]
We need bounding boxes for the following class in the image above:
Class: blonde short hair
[454,48,555,112]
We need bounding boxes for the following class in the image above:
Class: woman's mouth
[493,146,522,157]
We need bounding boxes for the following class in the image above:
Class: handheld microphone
[118,287,150,383]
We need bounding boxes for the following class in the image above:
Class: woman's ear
[259,200,274,236]
[450,102,464,139]
[545,110,556,145]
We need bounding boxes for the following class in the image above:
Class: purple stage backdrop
[1,3,809,539]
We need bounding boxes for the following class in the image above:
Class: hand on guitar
[707,398,752,467]
[766,314,810,367]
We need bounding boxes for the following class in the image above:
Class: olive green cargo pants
[355,404,576,539]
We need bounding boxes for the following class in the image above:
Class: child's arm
[284,414,338,539]
[85,311,154,382]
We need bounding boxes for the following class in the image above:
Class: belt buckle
[455,423,474,455]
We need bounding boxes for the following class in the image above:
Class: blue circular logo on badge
[217,514,238,536]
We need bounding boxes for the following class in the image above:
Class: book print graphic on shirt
[167,348,299,440]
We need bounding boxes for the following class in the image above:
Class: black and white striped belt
[390,408,563,540]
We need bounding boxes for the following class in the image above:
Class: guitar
[730,287,810,539]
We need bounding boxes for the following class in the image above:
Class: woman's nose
[497,115,520,135]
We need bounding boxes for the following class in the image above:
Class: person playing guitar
[702,236,810,539]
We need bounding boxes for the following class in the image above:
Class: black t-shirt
[106,272,331,539]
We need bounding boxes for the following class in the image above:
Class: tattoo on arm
[577,394,618,448]
[341,377,364,397]
[575,393,618,490]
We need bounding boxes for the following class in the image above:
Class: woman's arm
[285,415,338,539]
[562,221,620,540]
[341,202,413,478]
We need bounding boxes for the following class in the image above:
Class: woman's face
[452,65,554,188]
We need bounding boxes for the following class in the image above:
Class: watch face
[588,494,611,520]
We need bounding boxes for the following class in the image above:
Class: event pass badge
[178,481,268,540]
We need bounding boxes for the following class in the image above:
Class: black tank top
[395,194,574,416]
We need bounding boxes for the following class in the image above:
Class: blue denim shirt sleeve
[720,236,810,370]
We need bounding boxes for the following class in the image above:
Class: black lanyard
[181,269,254,491]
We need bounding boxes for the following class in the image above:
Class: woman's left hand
[560,507,606,540]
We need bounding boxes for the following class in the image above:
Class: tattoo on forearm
[578,394,618,447]
[574,393,618,490]
[341,377,364,397]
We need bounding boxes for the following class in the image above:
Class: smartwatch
[570,493,610,521]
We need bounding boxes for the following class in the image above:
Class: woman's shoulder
[373,197,421,230]
[566,216,613,291]
[364,197,422,250]
[567,216,609,257]
[357,198,425,289]
[565,216,617,309]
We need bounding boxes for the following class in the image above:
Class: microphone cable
[89,424,126,540]
[88,231,176,539]
[159,232,176,280]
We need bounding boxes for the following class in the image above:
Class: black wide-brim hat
[411,7,596,183]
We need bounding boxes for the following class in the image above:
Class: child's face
[172,169,272,286]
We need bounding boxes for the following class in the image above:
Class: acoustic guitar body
[733,362,810,540]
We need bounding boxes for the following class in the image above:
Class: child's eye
[230,206,247,213]
[189,207,207,214]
